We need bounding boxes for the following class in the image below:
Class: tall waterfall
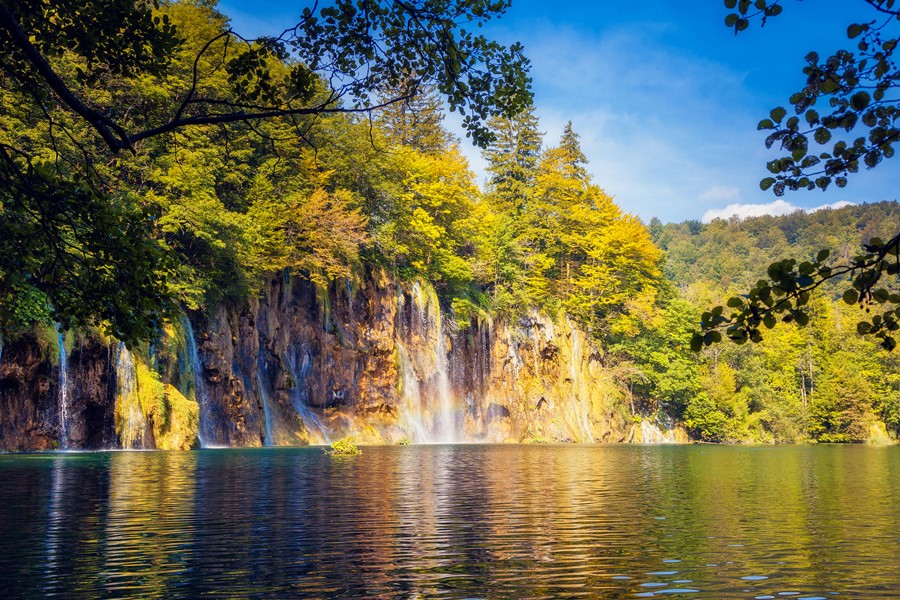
[567,318,593,443]
[256,369,274,447]
[57,330,70,450]
[182,317,212,447]
[285,346,331,445]
[397,342,430,443]
[115,342,148,449]
[401,280,460,443]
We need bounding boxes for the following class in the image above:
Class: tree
[698,0,900,352]
[376,81,454,154]
[481,106,544,313]
[0,0,532,153]
[0,0,533,342]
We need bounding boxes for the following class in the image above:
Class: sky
[218,0,900,223]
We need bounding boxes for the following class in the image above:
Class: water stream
[115,342,147,449]
[182,317,213,448]
[56,330,69,450]
[397,342,430,443]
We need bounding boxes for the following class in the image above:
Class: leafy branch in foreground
[724,0,900,194]
[0,0,532,153]
[705,0,900,349]
[695,232,900,352]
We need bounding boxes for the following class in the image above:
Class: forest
[1,0,898,445]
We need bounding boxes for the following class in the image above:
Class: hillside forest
[2,1,899,444]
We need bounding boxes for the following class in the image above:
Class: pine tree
[377,81,454,154]
[482,106,543,216]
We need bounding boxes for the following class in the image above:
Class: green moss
[155,384,200,450]
[116,349,199,450]
[32,321,60,366]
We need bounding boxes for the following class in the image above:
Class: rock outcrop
[0,269,680,451]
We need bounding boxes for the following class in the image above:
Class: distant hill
[651,201,900,296]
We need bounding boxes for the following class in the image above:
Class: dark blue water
[1,445,898,598]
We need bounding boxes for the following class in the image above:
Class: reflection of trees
[105,452,197,595]
[2,447,899,597]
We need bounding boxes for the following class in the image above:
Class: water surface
[1,445,898,598]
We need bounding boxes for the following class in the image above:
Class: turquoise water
[0,445,898,598]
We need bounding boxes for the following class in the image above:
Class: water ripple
[0,445,897,597]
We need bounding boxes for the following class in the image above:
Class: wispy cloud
[699,185,742,203]
[449,21,766,222]
[701,200,855,223]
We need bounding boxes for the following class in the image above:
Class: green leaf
[857,321,872,335]
[814,128,831,145]
[760,177,776,191]
[850,91,871,111]
[690,333,704,352]
[843,289,859,305]
[816,249,830,262]
[847,23,868,39]
[770,107,787,123]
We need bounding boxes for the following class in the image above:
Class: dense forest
[651,203,900,443]
[1,0,898,446]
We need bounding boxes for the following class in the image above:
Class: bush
[326,436,360,455]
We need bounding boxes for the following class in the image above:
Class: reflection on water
[0,445,898,598]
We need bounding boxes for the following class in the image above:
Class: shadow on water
[0,445,899,598]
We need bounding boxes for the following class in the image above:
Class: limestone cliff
[0,270,686,450]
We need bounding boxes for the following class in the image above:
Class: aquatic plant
[326,436,361,456]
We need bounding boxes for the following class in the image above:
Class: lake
[0,445,898,598]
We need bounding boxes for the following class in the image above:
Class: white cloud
[701,200,856,223]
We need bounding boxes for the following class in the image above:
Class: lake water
[1,445,898,598]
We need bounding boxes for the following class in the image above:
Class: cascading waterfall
[256,367,273,446]
[286,345,331,444]
[57,330,70,450]
[434,319,456,443]
[182,317,213,447]
[640,420,676,444]
[410,281,458,443]
[397,342,430,443]
[115,342,147,449]
[567,318,593,443]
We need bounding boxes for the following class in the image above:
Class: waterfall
[567,318,593,443]
[286,345,331,444]
[115,342,147,449]
[433,311,456,443]
[57,330,70,450]
[256,368,273,446]
[411,281,458,443]
[397,342,430,443]
[182,317,212,448]
[640,420,676,444]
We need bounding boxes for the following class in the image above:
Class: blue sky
[218,0,900,223]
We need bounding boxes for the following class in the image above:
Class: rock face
[0,269,676,451]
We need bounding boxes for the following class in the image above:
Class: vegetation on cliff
[0,0,897,448]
